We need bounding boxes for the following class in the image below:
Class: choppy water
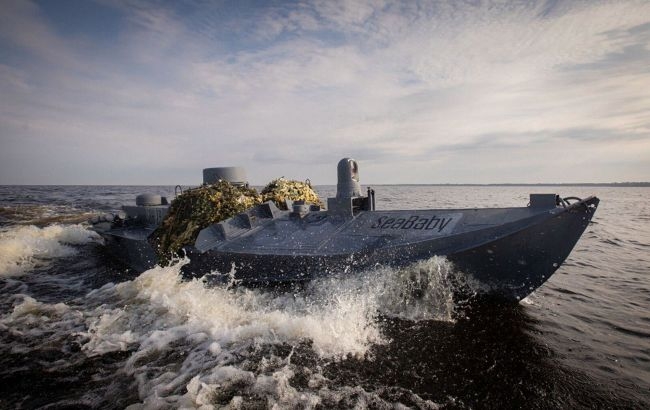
[0,185,648,409]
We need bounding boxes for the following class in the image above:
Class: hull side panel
[448,198,598,300]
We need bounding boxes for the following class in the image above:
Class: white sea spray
[74,257,456,408]
[0,224,101,276]
[0,295,86,356]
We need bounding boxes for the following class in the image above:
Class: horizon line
[1,182,649,187]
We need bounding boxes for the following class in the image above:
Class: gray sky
[1,0,649,185]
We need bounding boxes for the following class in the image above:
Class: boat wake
[0,224,101,277]
[1,225,463,408]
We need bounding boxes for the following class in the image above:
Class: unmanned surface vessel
[92,158,599,301]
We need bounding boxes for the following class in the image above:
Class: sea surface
[0,185,648,409]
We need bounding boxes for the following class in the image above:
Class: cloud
[0,0,649,184]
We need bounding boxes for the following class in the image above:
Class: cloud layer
[1,0,649,184]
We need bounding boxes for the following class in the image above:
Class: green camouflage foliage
[149,180,261,265]
[261,177,323,210]
[149,178,322,265]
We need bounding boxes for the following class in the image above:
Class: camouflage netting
[261,177,323,210]
[149,177,322,264]
[149,180,261,264]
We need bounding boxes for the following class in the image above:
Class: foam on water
[0,294,87,359]
[0,224,101,277]
[63,257,455,408]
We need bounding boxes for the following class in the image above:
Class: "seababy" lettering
[370,215,454,233]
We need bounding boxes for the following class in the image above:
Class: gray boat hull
[448,196,599,300]
[99,227,158,273]
[175,196,598,301]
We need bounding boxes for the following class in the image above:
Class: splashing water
[0,250,461,408]
[77,264,378,406]
[79,257,461,407]
[0,224,101,277]
[366,256,458,322]
[0,222,472,408]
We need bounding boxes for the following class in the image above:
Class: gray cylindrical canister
[136,194,163,206]
[202,167,248,185]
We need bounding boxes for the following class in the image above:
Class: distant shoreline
[365,182,650,187]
